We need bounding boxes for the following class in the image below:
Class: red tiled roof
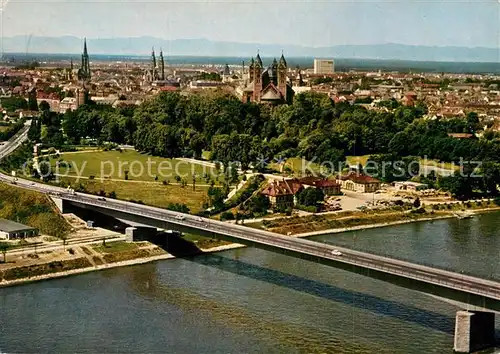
[159,86,179,92]
[314,179,340,188]
[261,181,294,197]
[338,171,381,184]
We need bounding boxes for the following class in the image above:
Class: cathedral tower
[159,49,165,80]
[278,52,287,102]
[252,52,263,102]
[78,38,91,82]
[151,48,157,80]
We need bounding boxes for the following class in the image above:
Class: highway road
[0,120,31,160]
[1,128,500,306]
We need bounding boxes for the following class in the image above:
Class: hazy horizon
[1,0,498,49]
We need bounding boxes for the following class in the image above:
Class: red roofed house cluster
[261,177,341,210]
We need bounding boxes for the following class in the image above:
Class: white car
[197,217,203,222]
[331,249,342,256]
[175,215,185,220]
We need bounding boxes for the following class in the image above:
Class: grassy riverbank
[0,183,71,238]
[0,238,239,287]
[254,202,500,236]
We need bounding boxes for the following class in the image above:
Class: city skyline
[1,0,498,49]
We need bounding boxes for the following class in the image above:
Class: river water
[1,212,499,353]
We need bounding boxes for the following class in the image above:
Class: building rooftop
[0,218,36,233]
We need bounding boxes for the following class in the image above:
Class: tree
[0,243,8,263]
[296,188,324,207]
[60,235,67,251]
[246,194,270,215]
[207,186,226,209]
[28,91,38,111]
[1,96,28,111]
[167,203,190,213]
[39,100,50,112]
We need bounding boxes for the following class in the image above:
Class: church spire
[78,37,91,82]
[255,51,262,67]
[151,47,157,80]
[159,48,165,80]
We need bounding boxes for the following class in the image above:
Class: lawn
[269,157,324,176]
[60,178,209,213]
[419,158,460,171]
[0,182,71,238]
[53,150,224,183]
[346,155,370,167]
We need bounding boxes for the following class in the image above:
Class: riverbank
[293,206,500,237]
[2,206,499,289]
[0,242,244,288]
[260,204,500,236]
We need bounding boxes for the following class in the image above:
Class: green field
[0,183,71,238]
[346,155,370,167]
[419,158,460,171]
[61,178,209,213]
[269,157,323,176]
[53,150,223,183]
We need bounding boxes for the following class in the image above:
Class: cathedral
[77,38,91,82]
[241,52,294,105]
[145,48,165,82]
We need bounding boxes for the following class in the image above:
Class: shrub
[220,211,235,221]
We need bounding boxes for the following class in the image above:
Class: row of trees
[20,89,500,199]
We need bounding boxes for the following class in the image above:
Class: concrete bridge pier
[50,196,65,213]
[454,310,496,353]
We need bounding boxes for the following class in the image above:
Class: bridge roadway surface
[1,127,500,311]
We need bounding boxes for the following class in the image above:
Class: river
[1,212,499,353]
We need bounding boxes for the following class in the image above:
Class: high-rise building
[313,59,335,74]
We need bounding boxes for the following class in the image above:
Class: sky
[1,0,499,48]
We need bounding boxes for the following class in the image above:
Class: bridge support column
[454,310,495,353]
[50,197,65,213]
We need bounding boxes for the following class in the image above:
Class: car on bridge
[175,215,185,221]
[331,249,342,256]
[97,197,106,201]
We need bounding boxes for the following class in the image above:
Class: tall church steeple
[159,49,165,80]
[151,48,157,80]
[78,38,91,82]
[277,51,288,102]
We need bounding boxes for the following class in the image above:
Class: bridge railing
[64,194,500,301]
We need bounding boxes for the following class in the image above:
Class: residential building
[337,172,381,193]
[0,219,38,240]
[294,176,341,196]
[261,179,303,210]
[313,59,335,75]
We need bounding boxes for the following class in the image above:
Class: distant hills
[2,36,499,62]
